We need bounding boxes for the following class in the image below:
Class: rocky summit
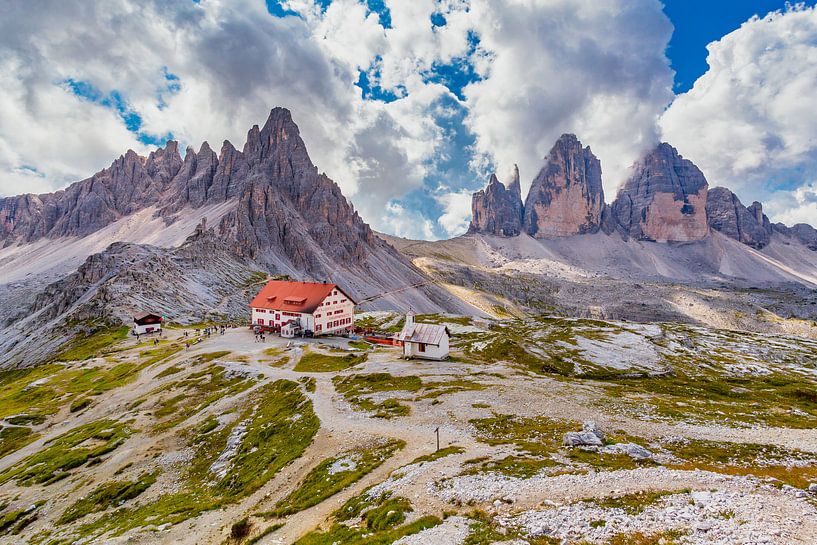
[468,167,523,236]
[0,108,471,366]
[611,142,709,243]
[523,134,605,238]
[706,187,772,249]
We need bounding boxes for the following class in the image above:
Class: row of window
[315,317,352,331]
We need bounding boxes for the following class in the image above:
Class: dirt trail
[6,327,817,545]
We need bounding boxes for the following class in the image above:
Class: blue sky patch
[265,0,301,18]
[662,0,811,92]
[421,31,482,101]
[430,12,446,27]
[357,56,405,102]
[365,0,392,29]
[62,78,173,146]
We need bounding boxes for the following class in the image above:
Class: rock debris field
[1,313,817,545]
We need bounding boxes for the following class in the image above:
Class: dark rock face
[611,143,709,242]
[0,107,383,277]
[706,187,772,249]
[774,222,817,250]
[523,134,604,237]
[468,167,523,236]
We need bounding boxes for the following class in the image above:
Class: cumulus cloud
[0,0,683,238]
[463,0,675,197]
[435,189,473,236]
[660,5,817,226]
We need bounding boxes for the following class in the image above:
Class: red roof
[249,281,354,314]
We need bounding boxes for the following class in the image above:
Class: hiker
[185,341,190,350]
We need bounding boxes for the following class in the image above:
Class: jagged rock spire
[469,170,524,237]
[611,142,709,243]
[523,134,604,238]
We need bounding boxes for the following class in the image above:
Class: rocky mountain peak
[507,164,521,200]
[522,133,604,237]
[706,187,772,249]
[611,142,709,242]
[469,170,524,237]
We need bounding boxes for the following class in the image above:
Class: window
[418,343,426,352]
[257,318,264,325]
[257,309,266,313]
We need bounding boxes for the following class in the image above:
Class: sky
[1,0,817,239]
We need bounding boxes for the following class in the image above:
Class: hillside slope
[382,230,817,336]
[0,109,473,367]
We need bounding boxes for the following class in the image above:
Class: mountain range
[0,108,470,366]
[2,108,817,367]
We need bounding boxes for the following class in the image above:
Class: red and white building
[249,280,356,335]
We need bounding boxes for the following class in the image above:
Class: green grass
[411,446,464,465]
[300,376,316,393]
[588,490,683,514]
[333,373,420,418]
[155,365,184,379]
[148,365,256,431]
[469,415,657,475]
[662,438,817,488]
[54,326,130,362]
[601,369,817,428]
[0,356,157,423]
[348,340,371,350]
[139,343,184,366]
[295,489,439,545]
[246,523,284,545]
[265,438,404,517]
[463,455,559,478]
[69,397,91,413]
[74,380,319,539]
[0,425,38,458]
[58,473,157,524]
[197,415,220,435]
[0,503,43,536]
[294,516,441,545]
[0,419,131,486]
[294,351,367,373]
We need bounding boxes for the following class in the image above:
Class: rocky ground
[1,312,816,545]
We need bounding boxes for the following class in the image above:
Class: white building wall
[313,290,355,335]
[251,291,354,335]
[133,323,162,335]
[402,335,449,360]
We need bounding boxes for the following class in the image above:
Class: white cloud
[463,0,675,198]
[660,5,817,226]
[435,189,473,236]
[382,201,436,239]
[0,0,710,238]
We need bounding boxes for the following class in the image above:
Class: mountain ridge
[0,108,473,367]
[469,134,817,250]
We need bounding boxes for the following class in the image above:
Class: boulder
[563,421,605,447]
[600,442,653,461]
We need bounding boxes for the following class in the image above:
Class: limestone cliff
[706,187,772,249]
[468,167,523,236]
[523,134,604,238]
[611,143,709,242]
